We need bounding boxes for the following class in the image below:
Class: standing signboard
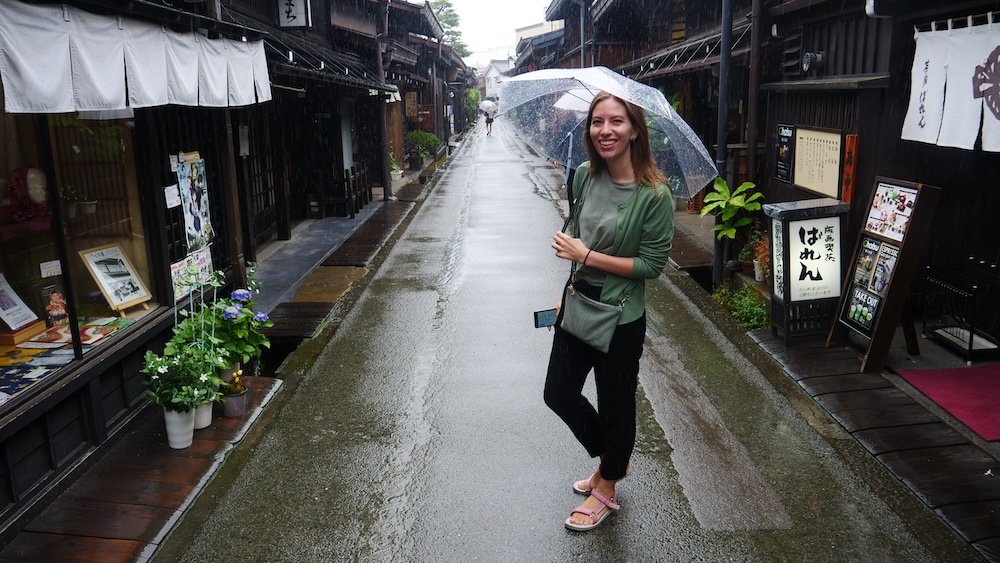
[764,198,849,344]
[828,177,940,372]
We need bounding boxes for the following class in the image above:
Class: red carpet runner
[899,363,1000,441]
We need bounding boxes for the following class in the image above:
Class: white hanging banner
[936,26,992,150]
[902,20,1000,152]
[978,42,1000,151]
[0,2,271,113]
[900,30,947,144]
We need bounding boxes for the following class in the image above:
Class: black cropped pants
[543,281,646,482]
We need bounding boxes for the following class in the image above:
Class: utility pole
[713,0,733,288]
[376,0,391,201]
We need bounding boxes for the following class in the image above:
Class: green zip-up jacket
[571,162,674,324]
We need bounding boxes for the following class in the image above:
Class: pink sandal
[572,464,632,495]
[564,489,620,531]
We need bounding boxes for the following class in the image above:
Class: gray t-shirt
[577,171,636,287]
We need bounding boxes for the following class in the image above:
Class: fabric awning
[0,1,271,114]
[225,12,394,93]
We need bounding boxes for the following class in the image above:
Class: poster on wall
[79,244,151,311]
[176,153,214,251]
[170,257,192,302]
[775,124,794,183]
[864,181,917,242]
[788,216,841,302]
[793,127,842,198]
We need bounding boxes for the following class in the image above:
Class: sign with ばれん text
[788,216,841,302]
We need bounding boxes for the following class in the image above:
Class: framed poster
[79,244,151,311]
[775,124,794,183]
[0,273,38,331]
[793,127,842,198]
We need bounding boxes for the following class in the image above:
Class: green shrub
[713,283,769,329]
[405,130,441,158]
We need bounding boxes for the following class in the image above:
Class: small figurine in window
[45,290,68,325]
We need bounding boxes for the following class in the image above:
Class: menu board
[864,182,917,242]
[829,177,939,372]
[775,124,794,183]
[840,236,900,337]
[793,128,841,198]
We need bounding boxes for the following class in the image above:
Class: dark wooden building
[760,0,1000,359]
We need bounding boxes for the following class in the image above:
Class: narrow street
[158,119,977,562]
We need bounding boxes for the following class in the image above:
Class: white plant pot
[79,200,97,215]
[164,408,195,449]
[753,259,767,282]
[194,401,213,429]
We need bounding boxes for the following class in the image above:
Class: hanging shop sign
[405,92,418,118]
[279,0,312,28]
[828,177,940,372]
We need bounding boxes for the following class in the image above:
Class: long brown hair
[583,91,667,192]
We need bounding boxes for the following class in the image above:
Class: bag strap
[563,172,631,308]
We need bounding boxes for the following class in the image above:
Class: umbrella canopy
[478,100,498,115]
[497,66,717,197]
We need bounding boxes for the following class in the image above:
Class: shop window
[0,100,158,409]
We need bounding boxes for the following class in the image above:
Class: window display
[0,99,159,407]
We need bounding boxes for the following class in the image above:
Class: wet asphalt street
[158,119,978,562]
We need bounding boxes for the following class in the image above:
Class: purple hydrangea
[232,289,252,302]
[223,306,240,320]
[253,312,269,322]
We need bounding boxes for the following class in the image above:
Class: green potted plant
[738,228,764,275]
[753,231,771,282]
[220,365,249,418]
[700,177,763,267]
[405,130,441,169]
[199,287,273,366]
[388,147,403,179]
[142,346,223,448]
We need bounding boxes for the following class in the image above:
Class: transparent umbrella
[478,100,498,115]
[497,66,717,197]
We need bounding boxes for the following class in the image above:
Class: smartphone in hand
[534,308,558,328]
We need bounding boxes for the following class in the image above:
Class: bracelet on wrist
[583,248,593,266]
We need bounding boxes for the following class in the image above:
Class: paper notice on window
[39,260,62,278]
[164,184,181,209]
[0,274,39,331]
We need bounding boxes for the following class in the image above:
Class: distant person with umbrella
[479,100,498,136]
[484,109,495,135]
[546,91,674,531]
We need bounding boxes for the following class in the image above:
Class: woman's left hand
[552,231,588,263]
